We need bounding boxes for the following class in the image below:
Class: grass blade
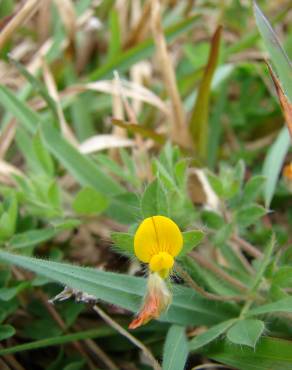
[41,121,123,196]
[0,327,115,355]
[253,1,292,99]
[0,250,236,327]
[262,127,290,208]
[189,26,222,161]
[162,325,188,370]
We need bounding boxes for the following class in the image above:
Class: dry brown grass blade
[85,80,169,115]
[93,304,162,370]
[124,0,151,48]
[188,168,220,210]
[27,80,169,116]
[79,135,135,154]
[112,118,166,145]
[53,0,76,46]
[114,71,137,123]
[0,0,40,50]
[42,59,78,146]
[150,0,190,147]
[267,63,292,140]
[36,0,51,43]
[0,160,23,186]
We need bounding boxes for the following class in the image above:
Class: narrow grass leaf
[41,121,123,196]
[0,250,236,326]
[0,85,40,133]
[9,56,58,119]
[162,325,188,370]
[112,118,166,145]
[253,1,292,99]
[0,327,114,355]
[262,127,290,208]
[189,26,222,161]
[267,63,292,139]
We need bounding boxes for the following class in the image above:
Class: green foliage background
[0,0,291,369]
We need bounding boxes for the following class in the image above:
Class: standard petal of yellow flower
[134,215,183,266]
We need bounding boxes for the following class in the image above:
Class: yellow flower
[134,215,183,278]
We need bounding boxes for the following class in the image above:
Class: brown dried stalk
[150,0,189,146]
[0,0,40,50]
[175,263,245,302]
[93,304,162,370]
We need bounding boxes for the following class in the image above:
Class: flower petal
[134,215,183,263]
[129,273,172,329]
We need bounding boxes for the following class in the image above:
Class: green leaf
[0,85,40,133]
[0,84,123,197]
[0,327,114,355]
[189,26,222,161]
[227,319,265,348]
[205,337,292,370]
[206,173,224,197]
[107,192,141,224]
[254,1,292,208]
[47,181,61,211]
[9,57,58,120]
[111,232,133,255]
[180,230,204,256]
[32,132,55,177]
[9,228,59,249]
[107,9,121,61]
[63,361,85,370]
[236,204,266,228]
[253,1,292,99]
[0,282,29,301]
[272,266,292,288]
[41,121,123,196]
[201,210,224,230]
[0,196,18,241]
[141,179,169,218]
[213,223,233,246]
[162,325,188,370]
[242,175,266,204]
[0,324,15,341]
[189,319,235,352]
[262,127,291,208]
[0,250,236,327]
[248,297,292,316]
[72,187,109,215]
